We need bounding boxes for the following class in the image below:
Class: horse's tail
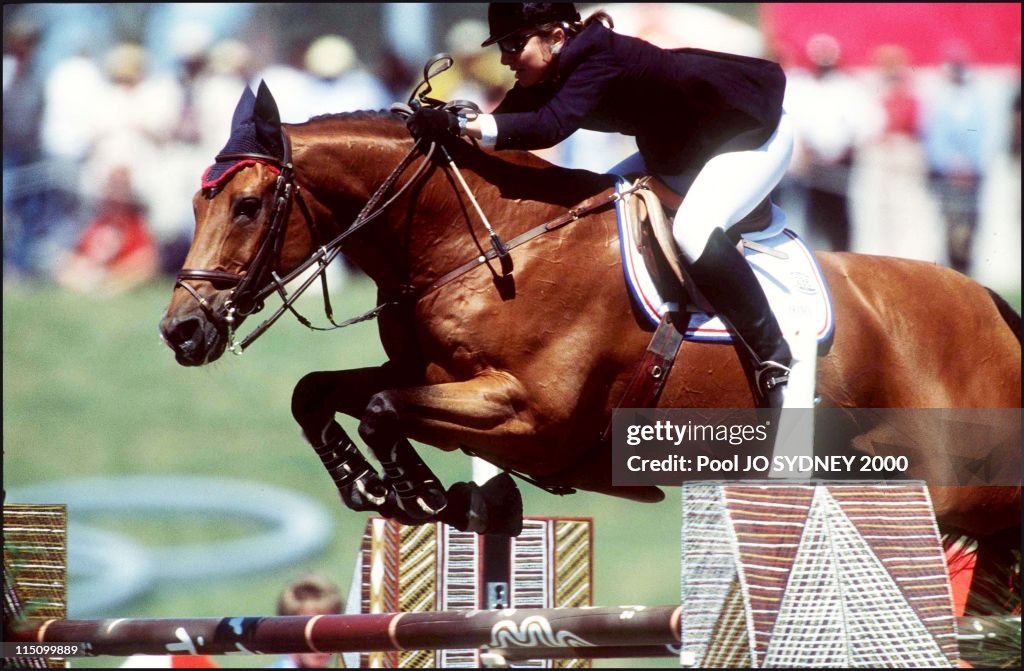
[986,287,1022,344]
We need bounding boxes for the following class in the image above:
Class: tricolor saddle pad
[615,178,834,352]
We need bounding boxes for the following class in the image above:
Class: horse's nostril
[162,316,202,353]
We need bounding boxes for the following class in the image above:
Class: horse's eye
[233,197,262,221]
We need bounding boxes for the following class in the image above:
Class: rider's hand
[407,107,461,143]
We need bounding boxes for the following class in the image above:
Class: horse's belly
[929,485,1021,538]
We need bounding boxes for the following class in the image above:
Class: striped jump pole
[7,607,1015,661]
[8,605,681,658]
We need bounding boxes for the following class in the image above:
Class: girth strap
[519,312,685,495]
[601,312,685,443]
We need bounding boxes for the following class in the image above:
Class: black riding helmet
[480,3,581,47]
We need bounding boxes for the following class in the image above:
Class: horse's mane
[291,109,408,139]
[288,109,617,204]
[305,109,397,124]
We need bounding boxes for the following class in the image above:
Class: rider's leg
[668,114,795,407]
[606,152,648,179]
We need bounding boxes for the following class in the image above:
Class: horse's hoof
[340,474,388,510]
[438,481,488,533]
[438,474,524,536]
[479,472,523,536]
[381,490,437,526]
[415,487,448,515]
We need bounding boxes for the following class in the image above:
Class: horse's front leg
[359,370,535,536]
[291,366,401,513]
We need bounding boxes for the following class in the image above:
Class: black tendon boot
[687,228,792,407]
[312,424,388,510]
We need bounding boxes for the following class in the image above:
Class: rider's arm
[462,115,496,145]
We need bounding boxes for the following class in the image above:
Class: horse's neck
[293,120,615,292]
[292,119,419,288]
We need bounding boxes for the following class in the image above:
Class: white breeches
[608,112,794,261]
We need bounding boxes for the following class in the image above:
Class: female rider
[407,3,795,408]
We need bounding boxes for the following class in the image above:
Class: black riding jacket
[492,22,786,175]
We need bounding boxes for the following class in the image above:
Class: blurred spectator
[302,35,391,114]
[377,47,417,102]
[40,46,107,163]
[54,165,159,296]
[4,18,47,278]
[257,34,389,123]
[250,38,310,124]
[57,41,183,290]
[428,19,510,112]
[783,33,885,251]
[169,25,215,147]
[195,38,255,155]
[3,19,43,168]
[875,46,920,140]
[144,25,214,273]
[269,572,345,669]
[1011,89,1021,159]
[854,45,938,261]
[921,50,990,274]
[142,2,253,75]
[3,18,82,280]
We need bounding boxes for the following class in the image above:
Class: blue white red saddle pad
[614,179,835,345]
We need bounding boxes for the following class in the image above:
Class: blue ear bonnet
[201,82,283,189]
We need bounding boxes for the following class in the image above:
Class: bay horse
[159,83,1020,613]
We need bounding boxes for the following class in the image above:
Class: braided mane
[293,110,409,140]
[306,109,397,124]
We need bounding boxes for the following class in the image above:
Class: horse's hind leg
[359,372,535,535]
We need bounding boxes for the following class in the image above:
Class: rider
[406,2,794,408]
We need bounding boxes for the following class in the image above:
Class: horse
[158,83,1020,614]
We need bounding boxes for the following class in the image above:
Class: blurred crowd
[778,35,1021,278]
[3,6,1020,297]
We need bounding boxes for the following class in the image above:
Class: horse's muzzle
[159,309,228,366]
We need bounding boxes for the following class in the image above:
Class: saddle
[624,176,778,315]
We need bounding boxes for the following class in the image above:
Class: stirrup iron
[755,360,791,397]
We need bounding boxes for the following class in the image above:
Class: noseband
[175,125,433,354]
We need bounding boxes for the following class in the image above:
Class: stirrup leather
[754,360,791,397]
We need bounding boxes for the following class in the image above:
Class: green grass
[3,275,682,668]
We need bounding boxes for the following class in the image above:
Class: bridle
[175,124,434,354]
[173,55,492,354]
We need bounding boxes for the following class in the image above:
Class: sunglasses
[497,31,539,55]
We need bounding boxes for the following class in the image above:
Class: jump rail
[9,605,681,657]
[9,608,1015,661]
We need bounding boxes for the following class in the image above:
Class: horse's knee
[358,391,401,446]
[291,371,334,427]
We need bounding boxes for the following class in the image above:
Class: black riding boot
[687,228,792,408]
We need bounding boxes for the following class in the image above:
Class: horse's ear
[230,85,257,132]
[254,80,284,160]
